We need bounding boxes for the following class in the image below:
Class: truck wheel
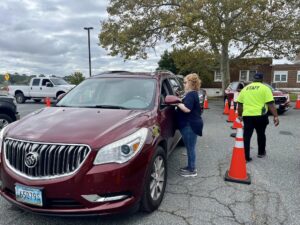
[15,93,25,104]
[141,146,167,212]
[0,114,13,129]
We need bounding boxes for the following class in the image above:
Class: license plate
[15,184,43,207]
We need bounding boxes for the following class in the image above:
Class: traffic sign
[4,73,10,81]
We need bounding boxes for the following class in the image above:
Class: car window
[169,78,183,94]
[160,79,173,109]
[42,79,51,86]
[32,79,40,86]
[51,79,69,85]
[57,78,156,110]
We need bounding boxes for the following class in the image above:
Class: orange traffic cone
[45,97,51,107]
[231,117,243,130]
[225,127,251,184]
[204,95,209,109]
[223,99,229,115]
[295,94,300,109]
[227,100,235,122]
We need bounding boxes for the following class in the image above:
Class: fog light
[82,194,129,203]
[121,145,131,155]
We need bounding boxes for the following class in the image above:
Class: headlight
[93,128,149,165]
[0,126,8,154]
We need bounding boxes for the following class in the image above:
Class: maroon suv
[0,71,183,215]
[224,81,290,114]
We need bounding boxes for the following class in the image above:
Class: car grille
[274,96,287,104]
[4,138,90,179]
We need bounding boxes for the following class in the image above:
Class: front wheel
[0,114,13,129]
[15,93,25,104]
[141,146,167,212]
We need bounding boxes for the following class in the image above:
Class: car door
[157,78,181,156]
[40,79,55,98]
[30,78,41,97]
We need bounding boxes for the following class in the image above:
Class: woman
[176,73,203,177]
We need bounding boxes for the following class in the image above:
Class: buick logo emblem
[24,152,39,168]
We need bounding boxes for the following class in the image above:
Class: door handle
[40,87,42,90]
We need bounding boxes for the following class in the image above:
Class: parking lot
[1,99,300,225]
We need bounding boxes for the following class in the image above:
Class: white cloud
[0,0,164,78]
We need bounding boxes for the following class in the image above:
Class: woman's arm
[177,103,191,113]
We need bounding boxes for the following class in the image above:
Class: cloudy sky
[0,0,168,78]
[0,0,292,78]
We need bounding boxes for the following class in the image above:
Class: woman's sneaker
[180,167,197,173]
[180,169,197,177]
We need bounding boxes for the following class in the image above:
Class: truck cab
[8,76,75,104]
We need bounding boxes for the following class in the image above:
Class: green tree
[99,0,299,91]
[66,72,85,85]
[157,50,178,74]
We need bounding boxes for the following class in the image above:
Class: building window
[273,71,288,83]
[297,71,300,83]
[239,70,257,81]
[214,70,222,82]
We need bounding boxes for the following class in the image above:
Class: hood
[272,90,284,97]
[6,107,148,148]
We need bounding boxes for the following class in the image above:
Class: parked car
[0,71,182,215]
[8,76,75,104]
[175,75,207,113]
[224,81,290,114]
[0,95,19,129]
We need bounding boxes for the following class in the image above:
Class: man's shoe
[257,154,266,158]
[246,157,252,162]
[180,169,197,177]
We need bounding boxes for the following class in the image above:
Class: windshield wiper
[90,105,129,109]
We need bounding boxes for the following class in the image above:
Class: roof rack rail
[95,71,133,75]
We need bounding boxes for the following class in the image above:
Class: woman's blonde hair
[185,73,201,91]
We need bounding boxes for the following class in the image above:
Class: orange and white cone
[295,94,300,109]
[225,127,251,184]
[45,97,51,107]
[227,100,235,122]
[204,95,209,109]
[223,99,229,115]
[231,117,243,130]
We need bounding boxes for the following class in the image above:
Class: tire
[0,114,13,129]
[15,92,25,104]
[141,146,167,212]
[33,99,42,103]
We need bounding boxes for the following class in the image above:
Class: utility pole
[84,27,93,77]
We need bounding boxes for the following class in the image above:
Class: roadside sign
[4,73,10,81]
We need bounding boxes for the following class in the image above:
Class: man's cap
[253,72,264,80]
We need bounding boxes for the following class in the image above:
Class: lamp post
[84,27,93,77]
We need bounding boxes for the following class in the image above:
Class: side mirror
[46,82,53,87]
[165,95,181,105]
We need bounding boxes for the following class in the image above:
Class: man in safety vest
[237,73,279,162]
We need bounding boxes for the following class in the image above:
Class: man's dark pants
[243,115,269,159]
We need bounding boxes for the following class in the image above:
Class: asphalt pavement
[1,99,299,225]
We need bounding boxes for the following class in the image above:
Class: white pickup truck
[8,77,75,103]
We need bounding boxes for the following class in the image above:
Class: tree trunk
[221,44,230,94]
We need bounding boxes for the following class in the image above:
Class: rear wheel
[15,93,25,104]
[0,114,13,129]
[141,146,167,212]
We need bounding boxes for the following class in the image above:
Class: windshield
[57,78,156,109]
[227,82,239,90]
[51,78,69,85]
